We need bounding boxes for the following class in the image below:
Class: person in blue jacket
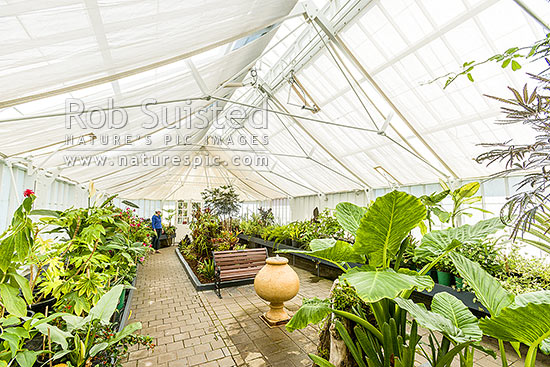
[151,210,163,253]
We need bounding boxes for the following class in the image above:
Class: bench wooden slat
[214,259,265,267]
[214,256,265,262]
[214,252,266,258]
[213,248,267,298]
[219,266,264,275]
[220,268,264,280]
[221,272,263,281]
[214,256,266,262]
[216,262,264,272]
[214,249,266,255]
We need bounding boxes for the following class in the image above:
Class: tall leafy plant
[450,253,550,367]
[281,191,504,366]
[201,185,241,219]
[0,194,35,318]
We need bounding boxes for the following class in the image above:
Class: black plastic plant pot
[29,297,57,315]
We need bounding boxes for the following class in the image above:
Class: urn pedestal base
[260,301,291,327]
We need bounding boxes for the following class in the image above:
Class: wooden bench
[212,248,268,298]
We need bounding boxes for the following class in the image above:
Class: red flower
[23,189,35,197]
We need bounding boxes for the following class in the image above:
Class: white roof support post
[221,164,270,200]
[266,168,322,195]
[83,0,122,97]
[6,161,21,202]
[512,0,550,31]
[251,170,292,197]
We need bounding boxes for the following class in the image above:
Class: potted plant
[434,257,454,286]
[164,225,177,245]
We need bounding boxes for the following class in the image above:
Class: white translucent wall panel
[240,198,291,224]
[0,160,88,231]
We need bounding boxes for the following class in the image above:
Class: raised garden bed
[238,234,490,317]
[175,248,257,292]
[115,276,137,332]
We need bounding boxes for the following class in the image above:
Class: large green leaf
[395,298,460,340]
[30,209,60,218]
[89,342,109,357]
[456,182,480,198]
[395,295,480,344]
[450,253,514,316]
[341,268,433,303]
[417,218,504,258]
[11,273,32,304]
[14,227,32,262]
[87,284,124,324]
[514,291,550,307]
[61,314,86,332]
[421,190,450,205]
[0,236,15,273]
[80,223,106,243]
[110,322,142,344]
[355,191,426,267]
[308,354,336,367]
[15,351,38,367]
[0,284,27,317]
[33,323,71,350]
[278,239,365,265]
[122,200,140,209]
[431,293,482,341]
[335,202,367,236]
[513,291,550,353]
[286,298,332,332]
[479,302,550,350]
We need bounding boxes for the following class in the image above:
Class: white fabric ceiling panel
[0,0,297,104]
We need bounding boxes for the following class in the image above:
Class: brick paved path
[123,247,331,367]
[123,247,550,367]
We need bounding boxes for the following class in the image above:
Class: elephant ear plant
[279,191,505,366]
[450,253,550,367]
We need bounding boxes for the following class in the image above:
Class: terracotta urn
[254,255,300,325]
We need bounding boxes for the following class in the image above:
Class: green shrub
[197,259,216,280]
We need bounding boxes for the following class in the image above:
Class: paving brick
[187,352,207,366]
[206,348,225,361]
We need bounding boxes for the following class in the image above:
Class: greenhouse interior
[2,0,550,366]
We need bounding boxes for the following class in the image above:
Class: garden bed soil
[175,248,216,291]
[180,251,214,284]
